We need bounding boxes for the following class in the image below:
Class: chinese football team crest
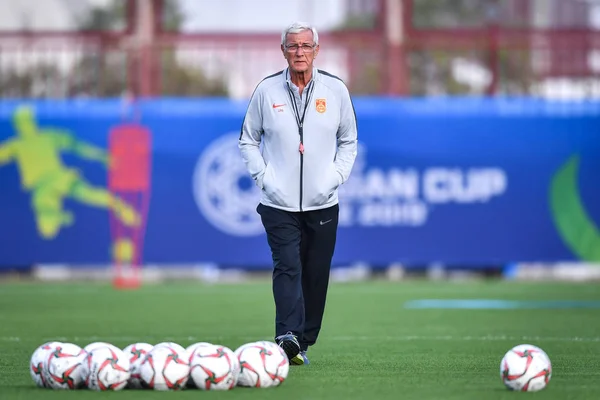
[316,98,326,113]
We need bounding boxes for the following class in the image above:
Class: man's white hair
[281,22,319,46]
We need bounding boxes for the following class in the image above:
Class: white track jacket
[239,67,358,212]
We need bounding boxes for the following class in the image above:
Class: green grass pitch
[1,280,599,399]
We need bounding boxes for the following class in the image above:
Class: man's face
[281,29,319,74]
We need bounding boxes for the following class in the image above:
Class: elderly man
[239,21,358,365]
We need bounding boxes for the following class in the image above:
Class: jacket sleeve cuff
[336,170,344,186]
[256,171,265,189]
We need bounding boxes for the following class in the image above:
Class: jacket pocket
[261,163,286,206]
[325,165,341,198]
[260,162,272,190]
[310,164,340,206]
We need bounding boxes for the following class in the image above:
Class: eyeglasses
[285,43,316,53]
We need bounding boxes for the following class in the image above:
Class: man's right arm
[238,87,267,188]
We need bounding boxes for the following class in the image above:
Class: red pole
[486,2,500,96]
[487,23,500,96]
[152,0,163,96]
[384,0,409,96]
[131,0,159,97]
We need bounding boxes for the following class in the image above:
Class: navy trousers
[257,203,339,351]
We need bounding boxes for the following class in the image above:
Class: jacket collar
[283,67,319,88]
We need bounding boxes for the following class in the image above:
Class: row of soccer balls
[30,340,289,391]
[501,344,552,392]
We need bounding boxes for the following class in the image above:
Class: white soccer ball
[139,345,190,390]
[43,342,87,390]
[235,341,289,388]
[255,340,290,358]
[189,344,240,390]
[186,342,212,361]
[83,346,130,391]
[185,342,213,388]
[500,344,552,392]
[154,342,188,360]
[123,343,154,389]
[84,342,121,354]
[233,341,260,357]
[154,342,186,352]
[30,341,62,388]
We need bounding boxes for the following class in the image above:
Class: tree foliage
[1,0,228,98]
[334,0,534,96]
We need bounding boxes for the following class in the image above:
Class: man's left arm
[334,84,358,185]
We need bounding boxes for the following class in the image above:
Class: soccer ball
[83,346,130,391]
[185,342,213,388]
[44,342,87,390]
[186,342,212,361]
[30,341,62,388]
[255,340,290,357]
[154,342,186,352]
[123,343,154,389]
[501,344,552,392]
[235,341,289,388]
[189,344,240,390]
[84,342,121,354]
[139,345,190,390]
[154,342,188,360]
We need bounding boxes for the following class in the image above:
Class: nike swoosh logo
[320,219,332,225]
[272,104,286,108]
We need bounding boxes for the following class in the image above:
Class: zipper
[286,71,314,212]
[299,123,304,212]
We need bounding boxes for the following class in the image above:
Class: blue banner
[0,98,599,269]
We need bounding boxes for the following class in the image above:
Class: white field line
[2,335,600,343]
[6,285,589,296]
